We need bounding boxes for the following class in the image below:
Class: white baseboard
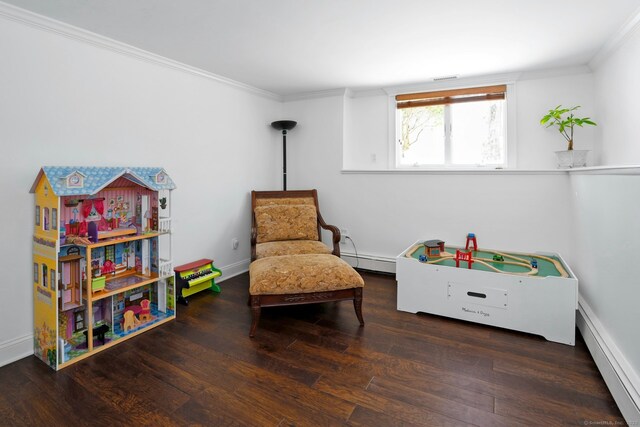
[340,250,396,274]
[0,259,251,369]
[577,297,640,423]
[218,258,250,282]
[0,334,33,368]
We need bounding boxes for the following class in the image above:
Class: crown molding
[348,88,387,98]
[0,1,282,101]
[282,88,347,102]
[589,5,640,70]
[344,66,591,99]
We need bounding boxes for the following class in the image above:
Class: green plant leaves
[539,105,596,145]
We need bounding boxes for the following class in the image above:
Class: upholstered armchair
[248,189,363,337]
[250,189,341,261]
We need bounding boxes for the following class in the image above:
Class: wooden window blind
[396,85,506,109]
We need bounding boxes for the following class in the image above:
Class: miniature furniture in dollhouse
[31,166,176,370]
[83,324,109,346]
[174,259,222,305]
[122,310,138,332]
[139,299,151,322]
[250,189,340,261]
[248,190,364,337]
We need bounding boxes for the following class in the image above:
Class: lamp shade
[271,120,297,132]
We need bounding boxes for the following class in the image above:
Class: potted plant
[540,105,596,168]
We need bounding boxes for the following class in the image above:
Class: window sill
[341,168,566,175]
[563,165,640,175]
[341,165,640,176]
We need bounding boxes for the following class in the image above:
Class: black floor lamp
[271,120,297,191]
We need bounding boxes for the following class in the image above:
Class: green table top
[406,244,568,278]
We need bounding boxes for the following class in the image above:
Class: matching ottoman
[249,254,365,337]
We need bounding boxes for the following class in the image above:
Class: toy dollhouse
[30,166,176,370]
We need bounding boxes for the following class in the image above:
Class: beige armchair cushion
[256,240,332,259]
[249,254,364,295]
[255,204,319,243]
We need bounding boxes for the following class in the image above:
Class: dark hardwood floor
[0,271,624,426]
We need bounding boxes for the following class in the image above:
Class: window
[52,209,58,230]
[35,205,41,226]
[395,85,508,168]
[43,207,50,231]
[105,245,115,266]
[74,310,85,332]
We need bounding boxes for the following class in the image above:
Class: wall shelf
[341,165,640,176]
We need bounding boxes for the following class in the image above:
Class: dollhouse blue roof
[29,166,176,196]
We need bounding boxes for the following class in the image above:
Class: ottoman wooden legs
[249,253,366,337]
[249,287,364,338]
[353,287,364,325]
[249,295,261,337]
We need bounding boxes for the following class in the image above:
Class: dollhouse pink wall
[60,183,156,226]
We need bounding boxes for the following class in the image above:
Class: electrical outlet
[340,228,349,244]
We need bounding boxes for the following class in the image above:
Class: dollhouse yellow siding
[33,174,59,368]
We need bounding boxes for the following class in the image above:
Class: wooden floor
[0,272,624,426]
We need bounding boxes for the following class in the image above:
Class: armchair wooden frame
[249,287,363,337]
[250,189,341,262]
[248,189,363,337]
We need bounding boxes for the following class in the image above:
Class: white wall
[571,174,640,370]
[516,73,596,168]
[287,71,597,261]
[284,94,573,265]
[343,94,389,169]
[570,172,640,421]
[343,72,596,170]
[593,26,640,165]
[574,20,640,418]
[285,74,639,418]
[0,15,281,365]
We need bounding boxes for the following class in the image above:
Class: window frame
[388,82,517,170]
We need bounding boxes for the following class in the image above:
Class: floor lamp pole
[282,129,288,191]
[271,120,297,191]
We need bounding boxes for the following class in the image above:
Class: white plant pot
[555,150,589,168]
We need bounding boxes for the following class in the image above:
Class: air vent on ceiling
[433,75,458,81]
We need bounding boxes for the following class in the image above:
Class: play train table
[396,240,578,345]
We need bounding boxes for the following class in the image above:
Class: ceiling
[4,0,640,96]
